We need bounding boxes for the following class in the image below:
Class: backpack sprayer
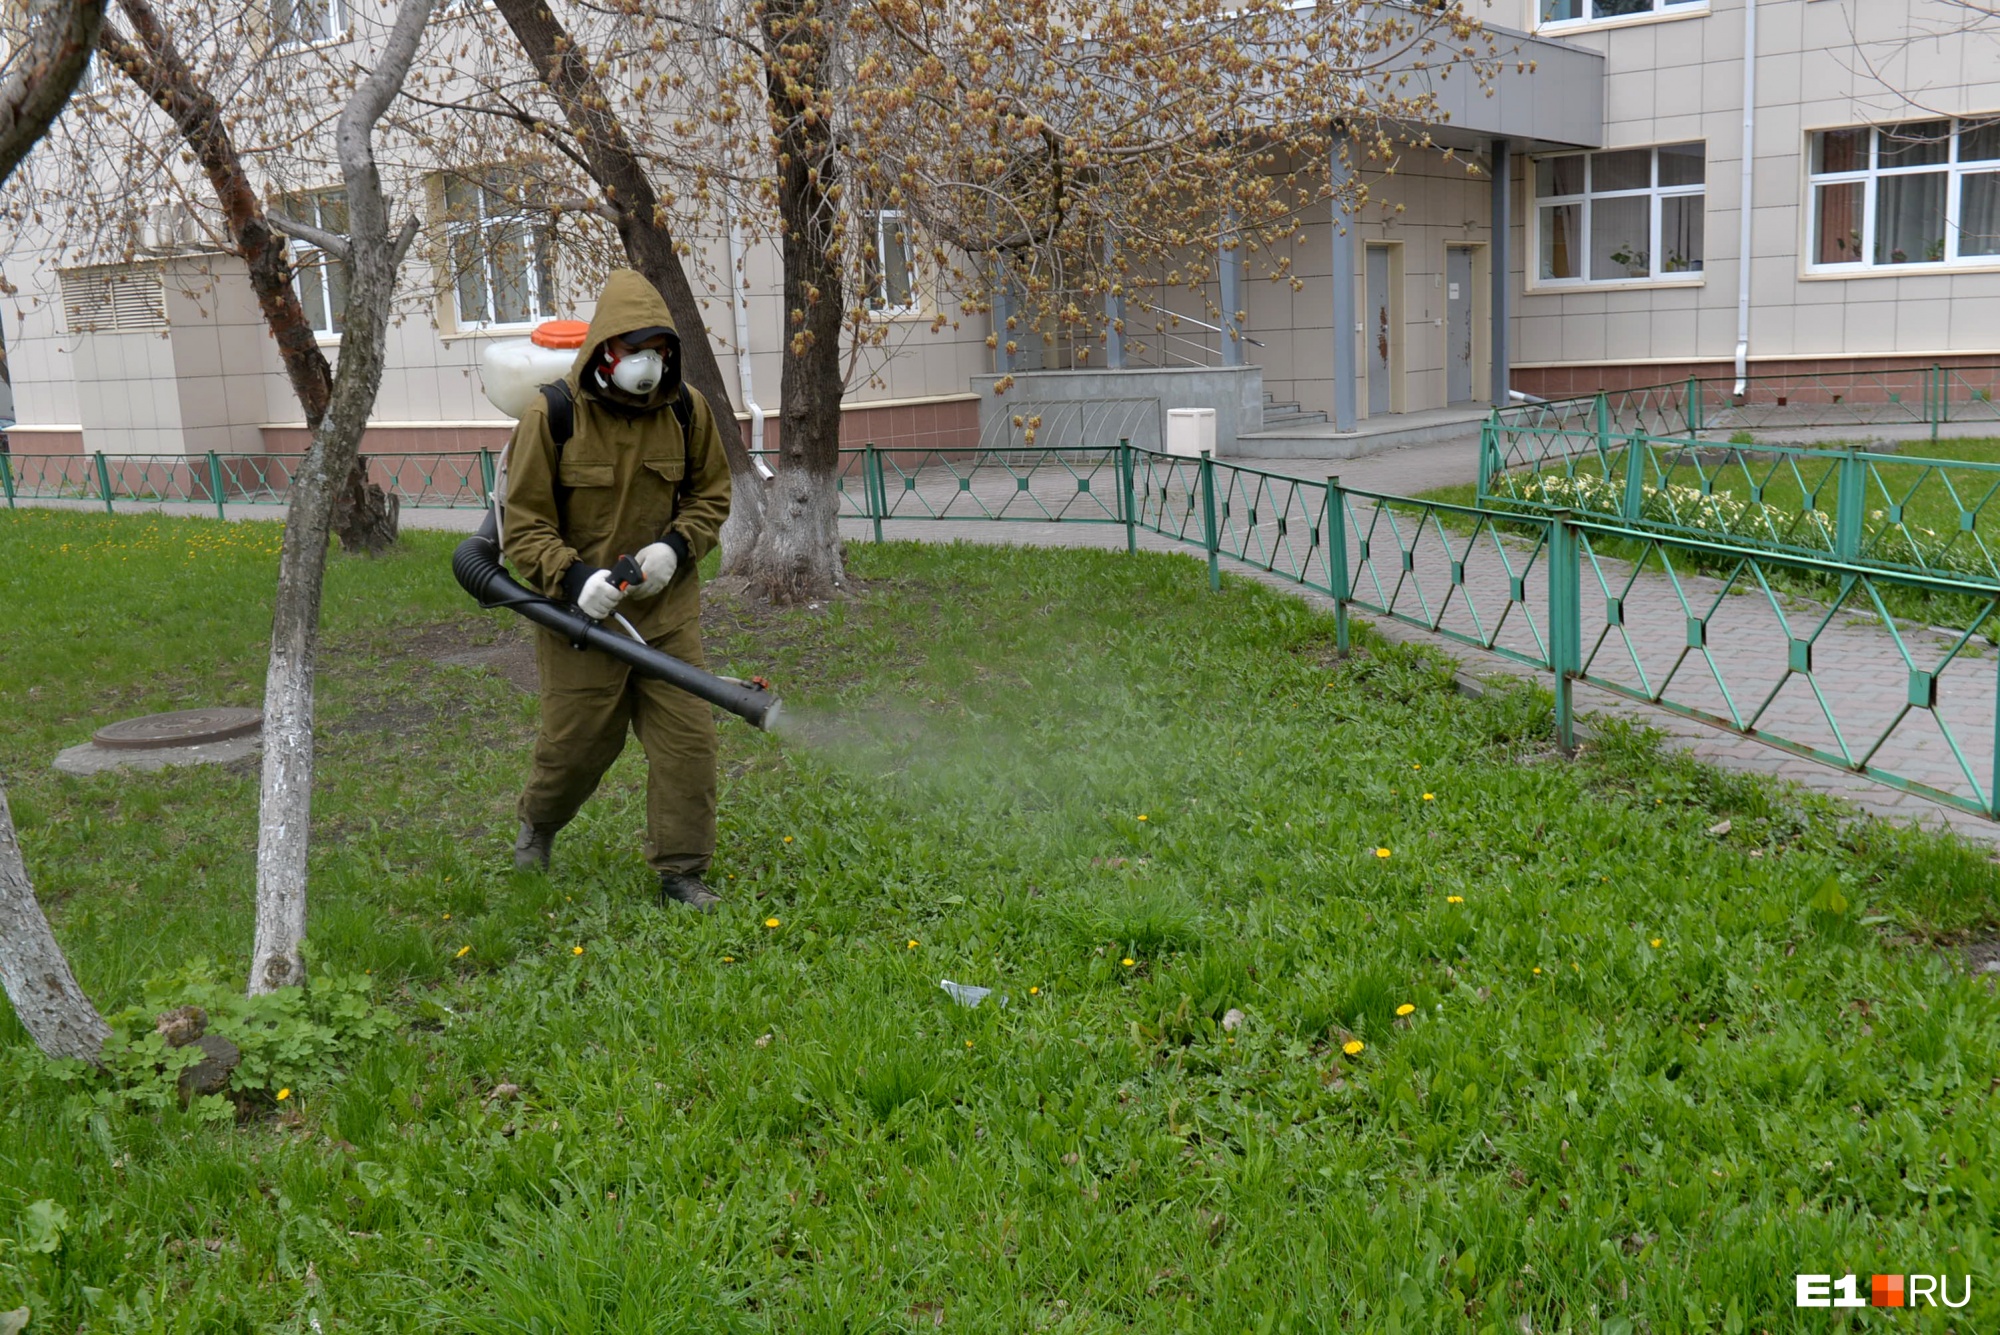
[452,320,782,732]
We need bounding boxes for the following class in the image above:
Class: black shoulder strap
[539,381,575,452]
[541,380,692,453]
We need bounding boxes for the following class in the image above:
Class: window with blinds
[59,266,168,333]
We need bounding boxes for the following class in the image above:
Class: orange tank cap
[531,319,590,350]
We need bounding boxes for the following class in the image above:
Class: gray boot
[514,822,558,872]
[659,873,722,913]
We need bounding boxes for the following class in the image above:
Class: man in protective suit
[501,269,733,910]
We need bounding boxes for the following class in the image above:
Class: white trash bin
[1165,407,1217,458]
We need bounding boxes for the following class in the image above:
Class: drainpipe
[1733,0,1757,398]
[724,202,773,479]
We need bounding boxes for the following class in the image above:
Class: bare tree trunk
[489,0,768,564]
[0,783,109,1065]
[0,0,112,1067]
[0,0,104,183]
[248,0,432,994]
[748,0,847,604]
[100,3,397,554]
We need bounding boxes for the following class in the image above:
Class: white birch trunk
[246,0,435,994]
[746,465,845,598]
[0,782,109,1064]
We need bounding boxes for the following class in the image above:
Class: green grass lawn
[3,508,1998,1333]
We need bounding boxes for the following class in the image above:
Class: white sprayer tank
[479,319,590,419]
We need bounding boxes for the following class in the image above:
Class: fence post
[94,451,115,514]
[1835,449,1866,561]
[1199,450,1220,591]
[1622,428,1648,522]
[1119,438,1136,555]
[1477,417,1496,498]
[1685,376,1700,435]
[1594,391,1610,466]
[0,451,14,508]
[1932,362,1945,442]
[207,452,226,521]
[478,449,497,505]
[1326,475,1349,657]
[1992,641,2000,819]
[864,443,884,544]
[1549,510,1580,755]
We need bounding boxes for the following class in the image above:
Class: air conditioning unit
[139,203,200,253]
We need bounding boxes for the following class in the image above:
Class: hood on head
[573,268,683,404]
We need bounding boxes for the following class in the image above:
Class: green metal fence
[0,450,494,517]
[8,440,1999,820]
[1483,364,2000,588]
[1495,361,2000,444]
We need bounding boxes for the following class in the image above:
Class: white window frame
[445,174,556,332]
[1536,0,1705,32]
[270,0,346,51]
[280,188,346,338]
[1531,144,1706,288]
[863,208,920,316]
[1806,118,2000,273]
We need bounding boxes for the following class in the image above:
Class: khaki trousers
[517,617,717,876]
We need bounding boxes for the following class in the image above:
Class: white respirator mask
[604,348,665,396]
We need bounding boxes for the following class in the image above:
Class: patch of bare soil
[699,572,890,688]
[399,617,539,695]
[1966,937,2000,980]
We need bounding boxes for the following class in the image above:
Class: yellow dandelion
[1343,1039,1365,1055]
[765,917,781,929]
[1121,957,1136,968]
[1396,1003,1415,1017]
[907,939,919,949]
[783,835,794,843]
[1375,848,1392,859]
[1422,793,1435,801]
[1446,895,1465,904]
[723,955,736,963]
[572,945,584,956]
[1650,938,1662,948]
[455,945,471,959]
[1411,763,1421,770]
[276,1088,291,1101]
[1533,966,1542,975]
[965,1040,974,1048]
[1029,986,1040,995]
[1137,814,1148,821]
[442,913,451,921]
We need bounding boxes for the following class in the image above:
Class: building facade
[4,0,1996,462]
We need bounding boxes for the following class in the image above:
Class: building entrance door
[1366,245,1394,416]
[1446,246,1476,405]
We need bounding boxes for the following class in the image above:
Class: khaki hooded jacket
[500,269,732,639]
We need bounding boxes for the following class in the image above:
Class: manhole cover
[93,707,263,751]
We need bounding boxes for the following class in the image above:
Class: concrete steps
[1229,404,1492,461]
[1260,394,1328,431]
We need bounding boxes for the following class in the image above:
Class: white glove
[626,540,679,600]
[576,568,626,619]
